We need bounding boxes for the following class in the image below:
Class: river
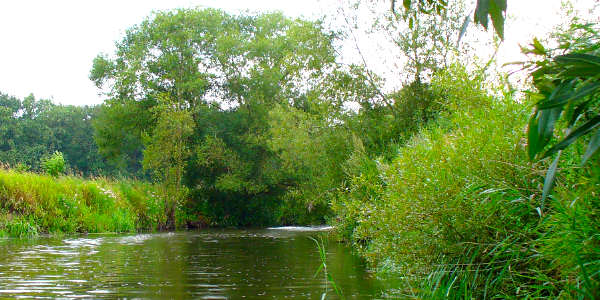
[0,227,396,299]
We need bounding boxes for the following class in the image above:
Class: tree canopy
[90,8,373,225]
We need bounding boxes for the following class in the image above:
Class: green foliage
[0,215,38,238]
[267,104,352,224]
[524,20,600,203]
[142,96,195,228]
[41,151,65,177]
[92,99,151,176]
[0,168,178,237]
[332,64,600,297]
[91,8,371,226]
[0,93,109,176]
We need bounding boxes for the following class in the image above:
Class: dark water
[0,228,394,299]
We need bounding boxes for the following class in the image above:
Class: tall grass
[332,66,600,297]
[0,168,173,237]
[310,235,344,300]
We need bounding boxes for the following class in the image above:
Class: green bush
[0,215,38,238]
[41,151,65,177]
[333,66,600,297]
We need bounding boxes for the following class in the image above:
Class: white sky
[0,0,595,106]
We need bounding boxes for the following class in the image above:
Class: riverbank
[331,67,600,297]
[0,169,170,237]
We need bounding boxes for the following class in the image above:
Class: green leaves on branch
[528,53,600,161]
[526,28,600,203]
[41,151,66,177]
[391,0,507,39]
[473,0,506,39]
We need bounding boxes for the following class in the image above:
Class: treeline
[1,8,457,227]
[0,93,109,176]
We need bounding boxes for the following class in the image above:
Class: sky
[0,0,595,106]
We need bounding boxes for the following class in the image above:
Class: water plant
[310,235,344,300]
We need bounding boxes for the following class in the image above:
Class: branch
[340,3,396,113]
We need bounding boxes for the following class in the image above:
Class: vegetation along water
[0,0,599,298]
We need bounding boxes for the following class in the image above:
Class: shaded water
[0,228,394,299]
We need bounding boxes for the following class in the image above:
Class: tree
[143,96,195,228]
[41,151,65,177]
[0,93,108,176]
[90,8,364,225]
[378,0,470,84]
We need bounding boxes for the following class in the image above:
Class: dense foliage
[89,8,378,226]
[0,2,598,297]
[0,93,108,176]
[524,20,600,202]
[0,168,168,237]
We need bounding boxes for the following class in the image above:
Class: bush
[333,65,600,297]
[41,151,65,177]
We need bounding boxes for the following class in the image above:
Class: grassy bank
[332,67,600,298]
[0,169,173,237]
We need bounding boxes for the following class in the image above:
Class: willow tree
[90,8,366,225]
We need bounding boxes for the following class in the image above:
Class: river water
[0,227,395,299]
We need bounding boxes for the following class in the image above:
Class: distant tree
[0,93,108,176]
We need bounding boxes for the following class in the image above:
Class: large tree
[90,8,370,225]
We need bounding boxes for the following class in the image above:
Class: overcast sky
[0,0,595,106]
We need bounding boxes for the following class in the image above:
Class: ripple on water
[266,225,334,231]
[115,234,153,245]
[0,231,393,299]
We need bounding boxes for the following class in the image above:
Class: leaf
[474,0,490,29]
[403,0,412,11]
[488,0,506,40]
[581,129,600,165]
[474,0,506,39]
[528,112,541,160]
[543,115,600,158]
[555,53,600,77]
[531,38,546,55]
[541,152,561,207]
[537,106,563,147]
[313,263,324,278]
[555,53,600,67]
[537,81,600,110]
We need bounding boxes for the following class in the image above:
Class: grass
[0,168,171,237]
[310,235,344,299]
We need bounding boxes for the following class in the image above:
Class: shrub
[333,64,600,297]
[41,151,66,177]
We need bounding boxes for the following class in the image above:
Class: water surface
[0,228,393,299]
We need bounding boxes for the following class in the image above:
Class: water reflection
[0,229,394,299]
